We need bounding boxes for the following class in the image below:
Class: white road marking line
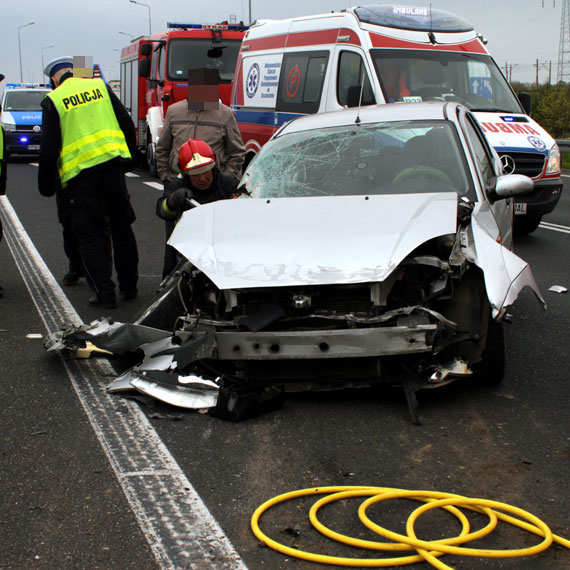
[29,162,39,167]
[0,195,248,570]
[125,172,140,177]
[145,181,164,191]
[539,221,570,234]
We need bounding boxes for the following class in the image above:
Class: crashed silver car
[49,102,545,420]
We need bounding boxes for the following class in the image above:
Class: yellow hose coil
[251,486,570,568]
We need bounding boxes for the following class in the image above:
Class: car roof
[277,101,462,136]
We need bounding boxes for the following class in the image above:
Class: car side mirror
[494,174,534,199]
[140,43,152,57]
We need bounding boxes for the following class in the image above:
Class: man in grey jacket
[156,68,245,183]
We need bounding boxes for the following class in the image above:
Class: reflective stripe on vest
[47,78,130,184]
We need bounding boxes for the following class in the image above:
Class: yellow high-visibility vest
[47,77,130,184]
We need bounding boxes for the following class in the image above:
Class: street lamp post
[129,0,151,36]
[18,21,35,83]
[118,31,134,41]
[41,44,55,78]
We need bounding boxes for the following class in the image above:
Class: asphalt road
[1,161,569,570]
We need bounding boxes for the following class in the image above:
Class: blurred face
[188,169,214,190]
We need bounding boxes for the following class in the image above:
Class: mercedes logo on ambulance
[33,125,41,133]
[500,154,516,174]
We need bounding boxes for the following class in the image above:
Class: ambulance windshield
[371,50,522,113]
[167,38,242,82]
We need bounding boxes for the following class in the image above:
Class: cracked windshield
[241,121,473,199]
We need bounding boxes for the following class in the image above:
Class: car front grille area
[239,285,375,319]
[498,152,545,179]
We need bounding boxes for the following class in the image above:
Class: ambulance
[0,83,51,157]
[231,4,562,235]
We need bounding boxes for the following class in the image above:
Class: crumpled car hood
[169,193,458,290]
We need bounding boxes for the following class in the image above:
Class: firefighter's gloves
[167,187,194,211]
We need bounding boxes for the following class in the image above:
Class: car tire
[473,315,505,386]
[146,137,158,178]
[514,215,541,236]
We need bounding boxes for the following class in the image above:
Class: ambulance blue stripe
[233,108,303,127]
[496,145,548,155]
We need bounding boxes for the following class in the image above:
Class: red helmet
[178,138,215,175]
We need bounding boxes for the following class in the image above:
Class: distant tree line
[511,81,570,139]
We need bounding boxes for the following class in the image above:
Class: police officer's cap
[44,56,73,78]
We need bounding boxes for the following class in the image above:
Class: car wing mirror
[494,174,534,199]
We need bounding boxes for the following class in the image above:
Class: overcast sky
[0,1,561,87]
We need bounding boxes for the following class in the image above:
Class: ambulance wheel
[146,139,158,178]
[514,215,541,236]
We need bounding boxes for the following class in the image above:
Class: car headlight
[545,143,560,175]
[1,122,16,132]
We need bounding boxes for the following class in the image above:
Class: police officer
[38,57,139,309]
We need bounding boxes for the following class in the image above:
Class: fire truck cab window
[152,44,164,82]
[167,39,242,82]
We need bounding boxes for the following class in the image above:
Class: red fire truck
[120,21,247,176]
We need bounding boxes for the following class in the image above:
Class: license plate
[514,202,527,215]
[27,145,40,150]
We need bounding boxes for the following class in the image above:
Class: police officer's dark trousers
[56,187,83,276]
[68,162,138,303]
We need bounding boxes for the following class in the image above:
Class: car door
[462,112,514,249]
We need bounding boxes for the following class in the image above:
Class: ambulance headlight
[546,143,560,175]
[1,122,15,132]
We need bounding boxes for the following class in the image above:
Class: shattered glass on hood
[240,120,475,201]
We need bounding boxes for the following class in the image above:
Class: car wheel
[146,136,158,178]
[514,215,541,236]
[473,315,505,386]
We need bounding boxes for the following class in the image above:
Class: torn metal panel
[45,318,172,355]
[107,336,178,393]
[130,371,219,409]
[470,216,546,316]
[168,193,458,290]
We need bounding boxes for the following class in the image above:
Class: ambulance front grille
[498,152,545,179]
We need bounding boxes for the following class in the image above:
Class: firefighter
[156,138,238,277]
[38,56,139,309]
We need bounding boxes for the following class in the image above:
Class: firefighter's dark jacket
[156,168,238,221]
[38,72,136,197]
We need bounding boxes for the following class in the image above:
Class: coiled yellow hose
[251,486,570,568]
